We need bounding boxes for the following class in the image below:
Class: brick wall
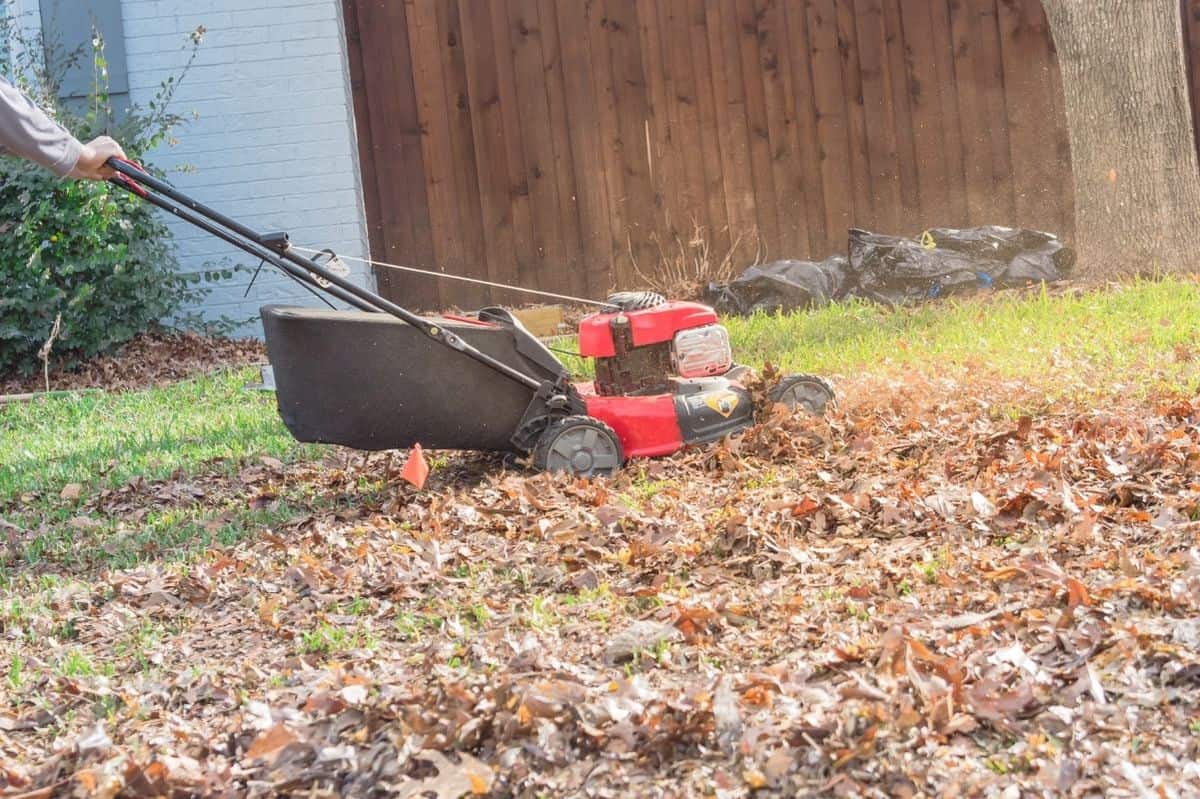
[0,2,10,70]
[4,0,44,70]
[120,0,370,334]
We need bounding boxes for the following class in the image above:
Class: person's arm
[0,76,125,180]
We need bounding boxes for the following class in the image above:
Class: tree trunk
[1042,0,1200,276]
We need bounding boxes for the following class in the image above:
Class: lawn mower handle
[104,157,557,397]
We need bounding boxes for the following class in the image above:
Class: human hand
[69,136,127,180]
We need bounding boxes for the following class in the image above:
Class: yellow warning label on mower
[705,391,740,418]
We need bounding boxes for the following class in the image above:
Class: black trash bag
[847,229,986,305]
[703,255,850,315]
[708,224,1074,314]
[923,226,1075,285]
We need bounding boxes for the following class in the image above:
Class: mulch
[0,331,267,396]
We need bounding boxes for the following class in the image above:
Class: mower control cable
[107,162,377,313]
[289,247,622,311]
[104,157,551,394]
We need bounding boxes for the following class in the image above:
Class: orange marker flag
[400,443,430,489]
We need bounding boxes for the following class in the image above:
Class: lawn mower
[107,158,834,477]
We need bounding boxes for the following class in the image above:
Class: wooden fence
[342,0,1075,309]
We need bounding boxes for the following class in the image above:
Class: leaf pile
[0,331,265,395]
[3,372,1200,797]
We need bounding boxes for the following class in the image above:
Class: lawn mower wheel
[534,415,624,478]
[769,374,836,415]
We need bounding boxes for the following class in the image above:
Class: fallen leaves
[0,330,266,396]
[245,723,300,765]
[711,676,742,756]
[395,751,493,799]
[603,620,683,665]
[4,369,1200,796]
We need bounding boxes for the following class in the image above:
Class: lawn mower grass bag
[261,305,564,452]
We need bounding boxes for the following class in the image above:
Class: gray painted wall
[120,0,371,334]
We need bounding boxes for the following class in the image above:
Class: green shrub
[0,22,228,374]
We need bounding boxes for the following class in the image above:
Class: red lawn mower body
[572,296,756,459]
[260,292,776,471]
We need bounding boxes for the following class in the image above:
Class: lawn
[2,279,1199,797]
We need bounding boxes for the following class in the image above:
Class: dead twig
[37,313,63,393]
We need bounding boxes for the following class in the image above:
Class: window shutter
[39,0,128,113]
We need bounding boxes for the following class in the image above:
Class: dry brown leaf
[396,751,493,799]
[244,724,299,764]
[1066,577,1091,609]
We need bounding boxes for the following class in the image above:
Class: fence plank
[458,0,521,303]
[835,0,872,230]
[406,0,461,308]
[361,0,439,308]
[735,0,782,256]
[853,0,901,235]
[706,0,759,250]
[488,0,539,289]
[996,0,1063,234]
[656,0,716,254]
[899,1,952,230]
[554,0,616,297]
[534,0,588,296]
[781,0,830,255]
[974,0,1017,224]
[434,0,492,305]
[754,0,809,259]
[1186,1,1200,167]
[636,0,679,246]
[340,0,386,266]
[686,0,735,256]
[929,0,969,226]
[948,0,995,227]
[881,0,921,224]
[604,0,660,282]
[806,0,855,247]
[584,1,636,288]
[505,0,571,292]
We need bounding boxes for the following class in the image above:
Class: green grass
[9,500,306,576]
[300,621,377,655]
[0,367,318,583]
[722,277,1200,393]
[0,367,305,502]
[2,278,1198,582]
[556,278,1200,397]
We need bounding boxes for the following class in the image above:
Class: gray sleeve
[0,76,84,177]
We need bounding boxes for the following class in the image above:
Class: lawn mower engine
[542,291,833,475]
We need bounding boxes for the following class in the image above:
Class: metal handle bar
[105,157,546,392]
